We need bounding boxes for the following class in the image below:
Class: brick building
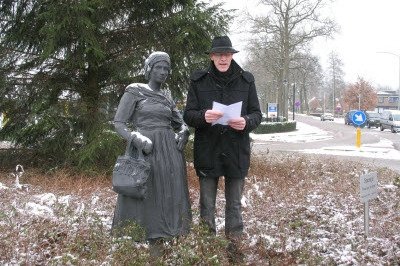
[376,90,400,112]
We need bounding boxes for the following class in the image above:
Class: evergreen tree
[0,0,231,170]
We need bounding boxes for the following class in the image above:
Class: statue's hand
[131,132,153,154]
[142,141,153,155]
[176,126,190,151]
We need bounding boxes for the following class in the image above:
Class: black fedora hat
[207,36,239,54]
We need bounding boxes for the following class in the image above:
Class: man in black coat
[183,36,262,261]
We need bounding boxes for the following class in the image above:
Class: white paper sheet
[212,101,242,125]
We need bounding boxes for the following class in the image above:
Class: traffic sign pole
[364,201,369,238]
[360,172,378,238]
[356,127,361,148]
[352,110,366,148]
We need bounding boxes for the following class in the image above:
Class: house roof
[377,90,398,96]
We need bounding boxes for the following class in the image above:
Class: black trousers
[199,176,245,236]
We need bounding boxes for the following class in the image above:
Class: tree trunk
[81,65,102,142]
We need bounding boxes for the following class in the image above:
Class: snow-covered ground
[2,153,399,264]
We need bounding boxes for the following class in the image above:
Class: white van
[380,110,400,133]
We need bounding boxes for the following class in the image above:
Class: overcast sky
[209,0,400,90]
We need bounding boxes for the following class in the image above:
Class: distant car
[380,110,400,133]
[365,111,381,128]
[320,113,334,121]
[344,110,357,125]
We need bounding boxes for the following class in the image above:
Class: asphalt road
[252,114,400,173]
[296,114,400,150]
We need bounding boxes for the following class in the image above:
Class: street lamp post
[377,51,400,110]
[292,83,296,121]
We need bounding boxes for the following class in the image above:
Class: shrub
[0,123,125,173]
[253,121,296,134]
[71,129,125,173]
[394,174,400,187]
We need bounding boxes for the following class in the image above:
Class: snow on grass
[0,153,399,264]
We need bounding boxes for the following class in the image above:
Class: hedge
[252,121,297,134]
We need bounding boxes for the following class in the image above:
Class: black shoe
[149,239,164,259]
[227,242,244,264]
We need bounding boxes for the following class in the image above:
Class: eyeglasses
[212,53,233,58]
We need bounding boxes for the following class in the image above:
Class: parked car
[344,110,357,125]
[320,113,334,121]
[365,111,381,128]
[380,110,400,133]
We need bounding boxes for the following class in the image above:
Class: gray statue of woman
[112,52,191,255]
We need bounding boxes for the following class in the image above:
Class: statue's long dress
[112,84,191,240]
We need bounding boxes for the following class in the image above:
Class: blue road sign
[352,110,367,127]
[268,103,277,112]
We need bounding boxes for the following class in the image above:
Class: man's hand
[205,109,223,124]
[228,117,246,130]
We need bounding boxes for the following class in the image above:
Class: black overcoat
[183,61,262,178]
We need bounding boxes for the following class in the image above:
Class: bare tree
[291,53,323,114]
[326,51,345,115]
[245,43,280,113]
[248,0,337,119]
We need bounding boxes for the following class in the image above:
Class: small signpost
[360,172,378,237]
[267,103,278,121]
[351,110,367,148]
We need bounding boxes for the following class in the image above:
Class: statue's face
[210,52,233,72]
[149,61,170,83]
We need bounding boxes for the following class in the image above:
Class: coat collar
[208,59,243,83]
